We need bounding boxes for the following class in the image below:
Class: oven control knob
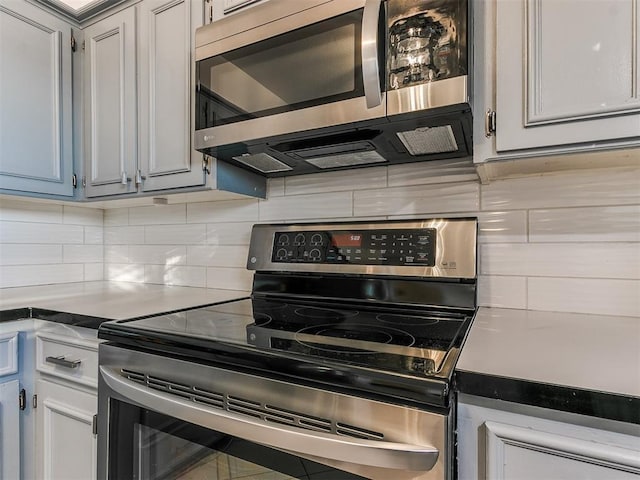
[277,234,290,246]
[276,248,288,260]
[310,233,323,246]
[294,233,306,246]
[309,248,322,261]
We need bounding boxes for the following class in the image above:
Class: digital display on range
[272,228,437,266]
[331,233,362,247]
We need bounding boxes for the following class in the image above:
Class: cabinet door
[83,7,137,197]
[35,379,97,480]
[138,0,205,192]
[0,0,74,196]
[495,0,640,152]
[0,379,20,479]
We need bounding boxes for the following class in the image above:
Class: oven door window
[196,10,365,130]
[109,399,366,480]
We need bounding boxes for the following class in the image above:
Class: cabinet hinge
[485,109,497,137]
[72,173,77,188]
[92,414,98,435]
[203,155,211,174]
[32,394,37,409]
[70,32,77,52]
[19,389,26,411]
[82,40,85,51]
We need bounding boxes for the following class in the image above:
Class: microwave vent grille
[232,153,293,174]
[397,125,458,156]
[304,150,387,169]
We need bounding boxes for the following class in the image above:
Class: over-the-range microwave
[194,0,471,177]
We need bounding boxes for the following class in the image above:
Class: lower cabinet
[457,394,640,480]
[34,325,99,480]
[35,379,97,480]
[0,331,20,479]
[0,379,20,479]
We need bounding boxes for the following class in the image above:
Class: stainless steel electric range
[97,218,477,480]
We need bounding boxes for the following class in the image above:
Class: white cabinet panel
[495,0,640,152]
[139,0,205,191]
[83,7,137,197]
[35,379,97,480]
[458,396,640,480]
[0,379,20,479]
[0,332,18,376]
[0,0,74,196]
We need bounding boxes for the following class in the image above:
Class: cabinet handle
[46,355,81,369]
[120,171,131,185]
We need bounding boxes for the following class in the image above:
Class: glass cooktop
[104,297,473,378]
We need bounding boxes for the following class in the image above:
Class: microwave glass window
[388,0,467,89]
[196,11,364,129]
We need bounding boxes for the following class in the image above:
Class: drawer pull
[46,355,81,369]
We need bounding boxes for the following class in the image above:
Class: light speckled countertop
[457,307,640,398]
[0,281,249,321]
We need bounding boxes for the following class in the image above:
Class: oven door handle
[101,366,439,472]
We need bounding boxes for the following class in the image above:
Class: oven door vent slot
[120,368,385,441]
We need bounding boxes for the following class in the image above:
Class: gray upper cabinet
[138,0,205,192]
[0,0,74,197]
[475,0,640,163]
[83,7,138,197]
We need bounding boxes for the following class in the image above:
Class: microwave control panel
[271,229,436,266]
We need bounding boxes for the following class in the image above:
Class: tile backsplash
[1,163,639,317]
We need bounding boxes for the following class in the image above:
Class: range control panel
[271,229,436,266]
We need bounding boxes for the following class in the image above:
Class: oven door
[97,344,448,480]
[105,397,368,479]
[194,0,386,151]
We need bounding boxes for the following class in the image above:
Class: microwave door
[194,0,386,151]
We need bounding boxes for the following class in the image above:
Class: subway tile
[144,224,207,245]
[104,246,129,264]
[84,263,104,281]
[104,208,129,226]
[84,226,104,245]
[128,245,186,265]
[284,167,387,196]
[0,222,84,244]
[206,267,253,291]
[187,199,259,224]
[0,199,62,223]
[0,245,62,265]
[267,178,285,197]
[129,204,186,225]
[388,158,477,187]
[63,245,104,263]
[0,264,84,288]
[529,205,640,242]
[144,265,206,287]
[481,243,640,279]
[478,275,527,309]
[104,226,145,245]
[354,182,479,217]
[477,211,527,243]
[105,263,145,283]
[207,222,253,245]
[528,277,640,317]
[481,166,640,210]
[63,206,103,226]
[259,191,353,221]
[187,245,249,268]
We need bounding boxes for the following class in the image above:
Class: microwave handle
[362,0,384,108]
[101,366,439,472]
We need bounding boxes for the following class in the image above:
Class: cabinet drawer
[0,332,18,377]
[36,332,99,388]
